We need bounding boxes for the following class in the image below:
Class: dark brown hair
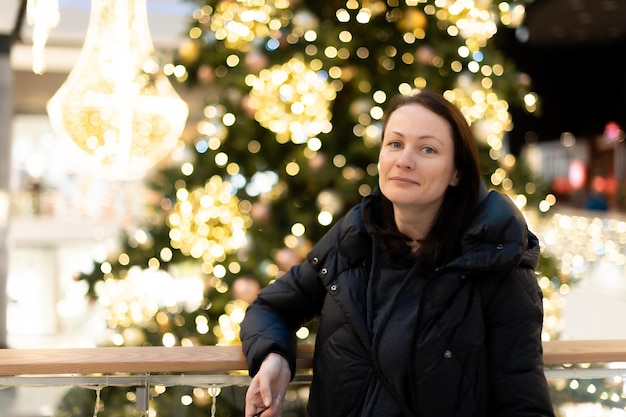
[378,89,482,271]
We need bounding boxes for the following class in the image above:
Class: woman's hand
[245,352,291,417]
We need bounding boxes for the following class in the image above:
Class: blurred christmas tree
[79,0,547,347]
[59,0,582,416]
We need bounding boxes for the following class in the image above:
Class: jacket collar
[358,182,539,273]
[456,184,539,271]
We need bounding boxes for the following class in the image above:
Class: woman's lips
[390,176,419,185]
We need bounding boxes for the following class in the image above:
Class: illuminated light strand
[168,176,252,269]
[208,0,292,51]
[246,57,336,144]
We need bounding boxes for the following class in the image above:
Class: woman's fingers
[246,353,290,416]
[246,378,268,416]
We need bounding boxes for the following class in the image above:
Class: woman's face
[378,103,459,215]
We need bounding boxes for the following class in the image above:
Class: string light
[97,267,204,334]
[168,176,252,270]
[206,0,292,51]
[444,84,512,146]
[532,211,626,282]
[212,299,249,344]
[246,57,336,144]
[432,0,526,48]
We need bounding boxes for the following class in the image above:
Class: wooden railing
[0,340,625,376]
[0,344,311,376]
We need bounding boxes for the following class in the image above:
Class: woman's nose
[396,151,414,169]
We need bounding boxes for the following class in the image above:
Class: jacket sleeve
[484,267,555,417]
[240,219,343,379]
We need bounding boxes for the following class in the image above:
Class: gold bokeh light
[168,176,252,269]
[247,57,336,144]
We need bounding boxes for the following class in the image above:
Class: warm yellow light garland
[168,176,252,271]
[246,57,336,144]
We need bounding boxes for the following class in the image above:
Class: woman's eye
[388,140,402,148]
[422,146,436,154]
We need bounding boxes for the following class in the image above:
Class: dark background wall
[494,0,626,154]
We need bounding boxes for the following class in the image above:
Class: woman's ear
[450,170,461,186]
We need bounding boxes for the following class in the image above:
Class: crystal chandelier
[47,0,188,180]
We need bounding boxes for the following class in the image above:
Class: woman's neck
[393,206,435,243]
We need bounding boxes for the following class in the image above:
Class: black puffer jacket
[241,186,554,417]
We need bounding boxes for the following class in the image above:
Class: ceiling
[5,0,626,148]
[521,0,626,45]
[497,0,626,150]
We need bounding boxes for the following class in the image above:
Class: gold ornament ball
[274,247,300,271]
[178,38,201,65]
[232,276,261,304]
[415,45,436,65]
[251,201,272,224]
[307,152,327,172]
[197,65,215,85]
[397,8,428,33]
[245,50,270,74]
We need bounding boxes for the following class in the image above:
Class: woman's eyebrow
[385,130,444,145]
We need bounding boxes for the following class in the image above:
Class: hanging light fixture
[26,0,60,74]
[47,0,189,180]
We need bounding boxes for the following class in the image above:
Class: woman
[240,89,554,417]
